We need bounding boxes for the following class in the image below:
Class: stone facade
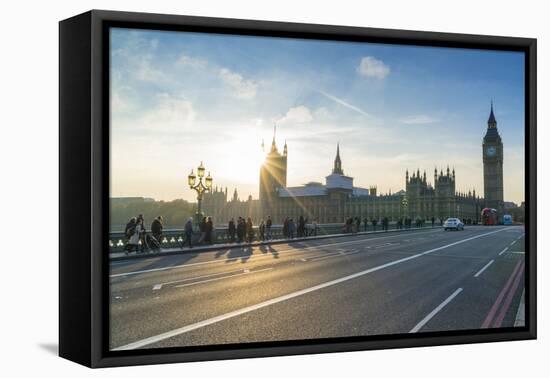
[202,107,507,225]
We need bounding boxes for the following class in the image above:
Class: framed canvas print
[59,10,537,368]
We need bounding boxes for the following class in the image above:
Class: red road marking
[493,260,524,327]
[481,258,523,328]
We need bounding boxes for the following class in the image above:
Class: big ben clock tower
[483,102,504,215]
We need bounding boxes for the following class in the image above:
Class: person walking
[198,217,206,244]
[371,218,378,231]
[237,217,244,243]
[364,217,369,232]
[246,217,254,243]
[266,216,272,240]
[431,216,435,228]
[137,214,147,253]
[151,216,163,243]
[355,217,361,233]
[184,217,193,248]
[288,218,296,239]
[228,218,236,242]
[258,219,265,241]
[283,218,289,239]
[133,217,146,254]
[124,217,137,255]
[205,216,214,244]
[298,215,305,237]
[312,219,318,236]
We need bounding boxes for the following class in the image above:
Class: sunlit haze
[110,28,525,204]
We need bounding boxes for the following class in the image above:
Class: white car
[443,218,464,231]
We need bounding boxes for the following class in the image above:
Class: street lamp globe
[188,169,196,187]
[205,171,213,189]
[197,161,205,178]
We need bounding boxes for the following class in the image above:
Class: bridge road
[109,225,526,350]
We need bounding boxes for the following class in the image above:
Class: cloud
[357,56,390,79]
[113,93,196,136]
[219,68,257,99]
[319,91,370,117]
[177,54,207,68]
[400,115,440,124]
[278,105,313,124]
[135,56,165,82]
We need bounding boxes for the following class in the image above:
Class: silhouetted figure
[266,216,273,240]
[205,217,214,244]
[259,219,266,241]
[371,218,378,231]
[246,217,254,243]
[184,217,193,248]
[228,218,236,242]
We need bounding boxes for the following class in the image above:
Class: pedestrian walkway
[110,225,442,261]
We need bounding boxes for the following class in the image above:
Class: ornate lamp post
[188,161,213,224]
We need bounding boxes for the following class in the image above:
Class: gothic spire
[283,139,288,156]
[332,142,344,175]
[270,124,278,153]
[488,100,497,128]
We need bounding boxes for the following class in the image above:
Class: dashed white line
[152,269,245,290]
[510,240,517,246]
[498,247,509,256]
[409,288,463,333]
[474,259,494,278]
[113,228,506,350]
[173,268,273,289]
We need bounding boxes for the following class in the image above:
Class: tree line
[110,198,195,231]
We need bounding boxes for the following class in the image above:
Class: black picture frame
[59,9,537,368]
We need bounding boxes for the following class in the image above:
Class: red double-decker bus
[481,208,498,225]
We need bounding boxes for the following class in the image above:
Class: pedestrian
[288,218,296,239]
[151,216,163,244]
[371,218,377,231]
[266,216,272,240]
[198,216,206,244]
[133,217,146,254]
[355,217,361,233]
[237,217,244,243]
[383,216,389,231]
[298,215,305,237]
[364,217,369,232]
[124,217,137,255]
[228,218,236,242]
[184,217,193,248]
[283,217,289,239]
[137,214,147,253]
[259,219,265,241]
[205,216,214,244]
[246,217,254,243]
[312,219,318,236]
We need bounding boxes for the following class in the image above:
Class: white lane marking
[173,268,273,288]
[113,228,506,350]
[512,251,525,254]
[409,288,463,333]
[498,247,509,256]
[110,230,443,278]
[474,259,494,278]
[510,240,517,246]
[152,269,245,290]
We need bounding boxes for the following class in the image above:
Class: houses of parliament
[203,105,505,224]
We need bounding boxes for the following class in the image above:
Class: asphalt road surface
[109,225,526,350]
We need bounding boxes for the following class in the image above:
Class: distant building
[110,197,155,205]
[203,105,515,225]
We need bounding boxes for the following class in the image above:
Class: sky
[109,28,525,205]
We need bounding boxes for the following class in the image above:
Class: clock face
[486,146,496,157]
